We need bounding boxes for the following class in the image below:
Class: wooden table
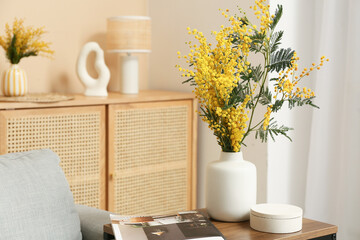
[103,217,337,240]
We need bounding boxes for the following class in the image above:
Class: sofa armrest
[75,204,112,240]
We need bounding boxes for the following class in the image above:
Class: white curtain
[304,0,360,239]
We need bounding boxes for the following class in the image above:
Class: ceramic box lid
[250,203,303,219]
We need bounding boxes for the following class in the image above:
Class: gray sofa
[0,149,111,240]
[76,204,112,240]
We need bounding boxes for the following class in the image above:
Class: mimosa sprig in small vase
[0,18,54,96]
[177,0,328,222]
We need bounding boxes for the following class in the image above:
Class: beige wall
[149,0,268,207]
[0,0,148,93]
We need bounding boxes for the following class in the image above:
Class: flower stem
[241,41,270,145]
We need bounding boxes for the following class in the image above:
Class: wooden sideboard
[0,90,197,215]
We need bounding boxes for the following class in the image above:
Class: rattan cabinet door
[108,100,196,215]
[0,106,106,209]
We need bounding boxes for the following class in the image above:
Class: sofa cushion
[0,149,82,240]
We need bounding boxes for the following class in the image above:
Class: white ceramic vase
[2,64,28,96]
[206,151,257,222]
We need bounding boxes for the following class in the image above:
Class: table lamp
[106,16,151,94]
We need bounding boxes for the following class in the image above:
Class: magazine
[110,210,225,240]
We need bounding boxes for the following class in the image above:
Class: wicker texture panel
[4,109,103,208]
[113,105,188,215]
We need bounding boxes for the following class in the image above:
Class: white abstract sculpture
[77,42,110,97]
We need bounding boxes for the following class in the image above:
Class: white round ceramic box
[250,204,303,234]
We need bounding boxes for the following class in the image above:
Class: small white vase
[206,151,257,222]
[2,64,28,96]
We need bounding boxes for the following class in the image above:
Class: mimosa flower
[177,0,328,151]
[0,18,54,64]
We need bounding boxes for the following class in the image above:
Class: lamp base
[120,55,139,94]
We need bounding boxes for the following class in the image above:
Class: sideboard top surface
[0,90,195,110]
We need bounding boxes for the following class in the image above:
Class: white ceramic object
[206,151,257,222]
[77,42,110,97]
[250,203,303,233]
[2,64,28,96]
[120,55,138,94]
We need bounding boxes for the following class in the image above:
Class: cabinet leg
[103,232,115,240]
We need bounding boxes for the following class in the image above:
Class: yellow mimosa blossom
[176,8,259,151]
[0,18,54,64]
[178,0,328,151]
[263,107,272,130]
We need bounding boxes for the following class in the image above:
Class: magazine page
[110,211,225,240]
